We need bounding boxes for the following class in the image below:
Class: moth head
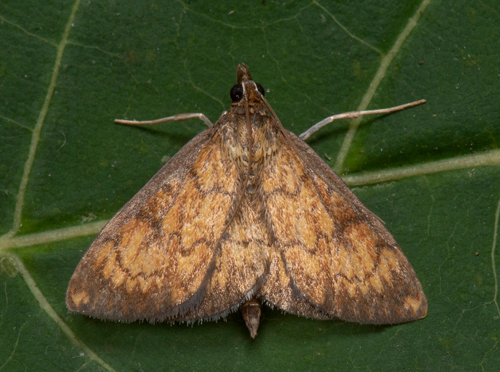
[231,63,265,104]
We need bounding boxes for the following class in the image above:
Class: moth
[67,64,427,338]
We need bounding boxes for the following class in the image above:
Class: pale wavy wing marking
[174,107,274,320]
[259,251,330,320]
[67,131,241,320]
[261,131,427,324]
[176,196,272,321]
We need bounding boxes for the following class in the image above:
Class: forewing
[66,129,244,321]
[261,130,427,324]
[173,196,273,321]
[258,250,330,320]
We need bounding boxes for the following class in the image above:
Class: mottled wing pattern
[66,129,245,321]
[173,112,274,321]
[260,130,427,324]
[259,251,330,320]
[174,196,272,321]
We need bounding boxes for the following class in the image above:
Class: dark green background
[1,0,499,371]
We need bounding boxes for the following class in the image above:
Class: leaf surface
[1,0,500,371]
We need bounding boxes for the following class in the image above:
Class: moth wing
[168,112,276,321]
[66,129,244,321]
[258,250,330,320]
[260,130,427,324]
[171,196,273,321]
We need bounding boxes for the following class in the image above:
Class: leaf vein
[333,0,432,173]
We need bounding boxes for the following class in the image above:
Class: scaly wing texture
[259,251,330,320]
[173,111,274,321]
[66,130,244,321]
[175,195,272,321]
[260,130,427,324]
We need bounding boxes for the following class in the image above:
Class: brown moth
[66,64,427,338]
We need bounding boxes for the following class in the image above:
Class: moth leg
[115,113,213,128]
[299,99,426,140]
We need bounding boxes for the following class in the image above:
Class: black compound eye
[256,83,265,96]
[230,84,243,102]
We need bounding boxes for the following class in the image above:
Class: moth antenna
[115,113,213,128]
[299,99,426,140]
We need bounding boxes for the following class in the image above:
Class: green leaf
[1,0,500,371]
